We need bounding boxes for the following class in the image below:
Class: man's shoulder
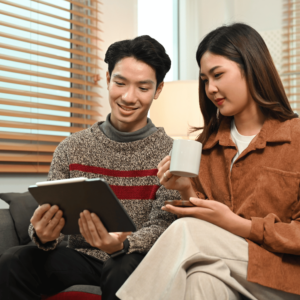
[60,122,101,145]
[151,127,173,142]
[53,123,101,156]
[147,127,173,148]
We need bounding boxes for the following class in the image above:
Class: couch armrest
[0,209,19,255]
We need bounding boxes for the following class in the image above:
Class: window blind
[282,0,300,115]
[0,0,102,173]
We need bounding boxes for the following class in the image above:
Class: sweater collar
[99,113,157,143]
[203,117,292,150]
[90,121,169,152]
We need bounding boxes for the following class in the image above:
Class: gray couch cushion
[0,192,38,245]
[62,285,102,295]
[0,209,19,255]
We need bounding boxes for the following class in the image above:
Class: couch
[0,191,102,300]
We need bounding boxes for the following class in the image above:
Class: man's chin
[110,112,147,132]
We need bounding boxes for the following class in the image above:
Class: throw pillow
[0,191,38,245]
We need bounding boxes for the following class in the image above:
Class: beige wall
[179,0,283,80]
[94,0,138,122]
[150,80,202,139]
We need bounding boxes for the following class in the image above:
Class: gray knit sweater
[29,122,180,261]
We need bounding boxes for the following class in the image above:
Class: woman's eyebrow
[200,66,221,77]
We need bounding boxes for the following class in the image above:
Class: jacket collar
[203,117,292,150]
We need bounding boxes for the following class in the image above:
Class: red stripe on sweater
[110,185,159,200]
[70,164,158,177]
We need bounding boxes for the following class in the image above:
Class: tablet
[36,177,88,186]
[28,178,137,235]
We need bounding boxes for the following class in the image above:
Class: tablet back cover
[28,179,137,235]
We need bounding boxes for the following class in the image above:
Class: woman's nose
[207,81,218,95]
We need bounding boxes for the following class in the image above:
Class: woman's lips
[215,98,225,106]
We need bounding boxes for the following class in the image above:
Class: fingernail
[161,206,166,210]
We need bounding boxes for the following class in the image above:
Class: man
[0,35,179,300]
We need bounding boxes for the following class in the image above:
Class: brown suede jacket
[191,116,300,295]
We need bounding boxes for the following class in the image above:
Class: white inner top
[230,120,257,170]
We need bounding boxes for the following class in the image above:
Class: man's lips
[117,104,138,111]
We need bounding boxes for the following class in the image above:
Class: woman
[116,23,300,300]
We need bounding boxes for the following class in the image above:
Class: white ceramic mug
[169,139,202,177]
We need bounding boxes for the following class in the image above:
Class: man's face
[107,57,163,132]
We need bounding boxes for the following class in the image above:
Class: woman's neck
[234,104,266,136]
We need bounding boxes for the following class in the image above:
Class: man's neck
[110,115,147,133]
[99,114,157,143]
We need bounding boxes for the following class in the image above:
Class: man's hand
[78,210,132,254]
[30,204,65,244]
[162,197,252,238]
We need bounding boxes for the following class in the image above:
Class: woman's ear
[106,71,111,90]
[154,82,164,100]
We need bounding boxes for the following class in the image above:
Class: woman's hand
[157,156,194,197]
[162,197,252,238]
[79,210,131,254]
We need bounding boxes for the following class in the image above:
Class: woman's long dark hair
[193,23,298,145]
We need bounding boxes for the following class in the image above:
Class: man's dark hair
[104,35,171,88]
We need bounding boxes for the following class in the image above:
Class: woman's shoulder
[288,117,300,128]
[282,117,300,144]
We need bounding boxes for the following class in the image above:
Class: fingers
[159,170,173,186]
[157,161,172,181]
[33,205,64,243]
[37,205,60,228]
[31,204,64,241]
[91,212,108,238]
[51,218,65,238]
[30,204,51,225]
[189,197,213,209]
[162,204,196,217]
[80,211,108,249]
[46,209,64,231]
[79,211,93,244]
[157,156,171,179]
[157,155,171,170]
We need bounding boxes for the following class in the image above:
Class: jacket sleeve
[248,185,300,255]
[28,141,70,250]
[127,186,180,254]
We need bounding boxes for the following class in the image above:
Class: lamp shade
[150,80,203,138]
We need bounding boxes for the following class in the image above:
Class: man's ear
[106,71,111,90]
[154,82,164,99]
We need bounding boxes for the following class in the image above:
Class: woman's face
[200,51,254,118]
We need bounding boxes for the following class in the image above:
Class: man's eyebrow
[200,66,221,77]
[112,74,155,85]
[112,74,127,81]
[138,80,155,85]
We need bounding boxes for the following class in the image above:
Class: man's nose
[121,86,137,104]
